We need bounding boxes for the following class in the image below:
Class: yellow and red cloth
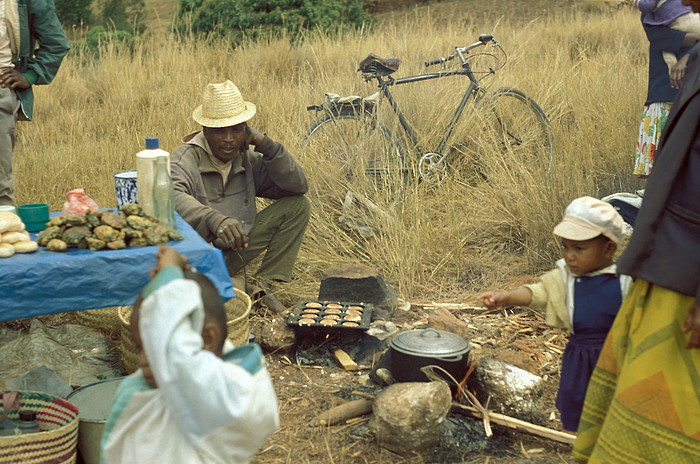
[573,279,700,462]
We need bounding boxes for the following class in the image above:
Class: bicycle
[305,34,554,207]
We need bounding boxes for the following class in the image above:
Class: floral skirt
[633,102,672,178]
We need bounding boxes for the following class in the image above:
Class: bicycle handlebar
[424,34,496,67]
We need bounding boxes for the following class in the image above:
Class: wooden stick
[350,390,377,400]
[451,402,576,445]
[309,398,374,427]
[422,303,487,311]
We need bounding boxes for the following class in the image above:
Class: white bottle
[136,137,170,216]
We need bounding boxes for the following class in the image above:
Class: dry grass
[14,0,644,305]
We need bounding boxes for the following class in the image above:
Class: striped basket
[75,306,124,333]
[0,391,79,464]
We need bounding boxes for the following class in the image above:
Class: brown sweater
[171,131,308,248]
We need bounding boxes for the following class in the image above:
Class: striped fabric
[573,280,700,462]
[0,391,79,464]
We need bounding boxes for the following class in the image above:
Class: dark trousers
[224,195,310,282]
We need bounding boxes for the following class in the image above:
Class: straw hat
[192,80,256,128]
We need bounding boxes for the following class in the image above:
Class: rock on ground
[427,307,470,338]
[369,381,452,455]
[318,263,397,321]
[468,357,542,417]
[258,316,296,355]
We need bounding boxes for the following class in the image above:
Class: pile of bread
[0,211,39,258]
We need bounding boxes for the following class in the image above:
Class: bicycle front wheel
[305,109,406,207]
[468,88,553,181]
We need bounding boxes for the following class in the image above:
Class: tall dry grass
[14,5,646,302]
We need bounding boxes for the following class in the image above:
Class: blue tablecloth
[0,212,235,322]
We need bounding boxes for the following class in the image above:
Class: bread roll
[2,231,30,244]
[0,242,15,258]
[13,240,38,253]
[0,212,22,234]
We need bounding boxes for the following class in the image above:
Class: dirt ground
[243,300,576,464]
[1,285,576,464]
[7,298,575,464]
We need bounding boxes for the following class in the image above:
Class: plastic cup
[17,203,50,232]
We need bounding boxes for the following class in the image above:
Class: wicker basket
[118,306,139,374]
[226,288,251,346]
[76,306,124,332]
[0,391,79,464]
[118,289,251,373]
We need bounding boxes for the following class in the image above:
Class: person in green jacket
[0,0,70,206]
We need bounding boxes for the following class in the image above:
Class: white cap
[553,196,627,245]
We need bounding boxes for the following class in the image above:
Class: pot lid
[390,328,470,357]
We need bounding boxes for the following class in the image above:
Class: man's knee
[293,195,311,221]
[278,195,310,223]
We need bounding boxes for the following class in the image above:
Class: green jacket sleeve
[20,0,70,86]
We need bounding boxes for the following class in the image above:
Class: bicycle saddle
[358,54,400,76]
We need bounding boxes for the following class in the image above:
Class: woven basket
[76,306,124,332]
[226,288,251,346]
[0,391,79,464]
[118,289,252,373]
[118,306,139,374]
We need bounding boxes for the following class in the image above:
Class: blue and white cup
[114,170,138,209]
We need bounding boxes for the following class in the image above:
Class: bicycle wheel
[464,87,553,181]
[305,109,406,207]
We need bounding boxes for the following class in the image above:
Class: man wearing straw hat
[171,80,309,313]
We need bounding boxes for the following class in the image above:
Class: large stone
[369,381,452,455]
[467,357,542,417]
[427,308,470,338]
[318,263,397,321]
[258,316,296,355]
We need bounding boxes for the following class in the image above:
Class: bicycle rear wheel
[464,87,553,181]
[305,109,406,207]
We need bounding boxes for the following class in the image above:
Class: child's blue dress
[555,273,624,431]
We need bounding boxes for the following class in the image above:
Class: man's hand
[0,70,30,91]
[683,301,700,349]
[149,246,189,278]
[217,217,248,251]
[245,125,265,147]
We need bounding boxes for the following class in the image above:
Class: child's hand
[149,246,189,277]
[477,288,533,309]
[477,291,505,310]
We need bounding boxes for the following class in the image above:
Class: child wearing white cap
[477,196,632,432]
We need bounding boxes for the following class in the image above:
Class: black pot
[389,328,471,387]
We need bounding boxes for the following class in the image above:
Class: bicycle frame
[368,61,484,157]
